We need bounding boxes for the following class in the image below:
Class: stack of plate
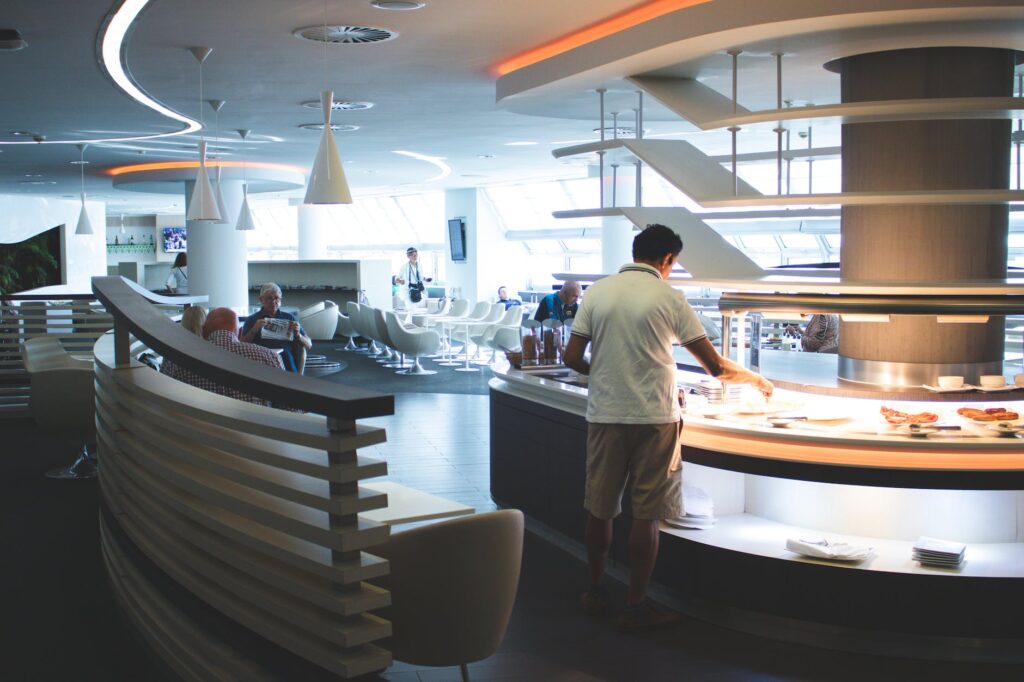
[665,513,716,530]
[912,537,966,567]
[679,379,745,404]
[785,537,873,562]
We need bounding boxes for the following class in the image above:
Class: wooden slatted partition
[92,276,396,679]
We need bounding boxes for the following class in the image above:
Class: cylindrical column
[297,203,330,260]
[600,165,637,273]
[835,48,1013,386]
[186,178,248,313]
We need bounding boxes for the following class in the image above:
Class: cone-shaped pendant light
[304,90,352,204]
[74,144,93,235]
[236,129,256,230]
[208,99,229,224]
[187,139,221,221]
[213,163,229,224]
[236,186,256,230]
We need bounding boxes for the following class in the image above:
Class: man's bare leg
[585,514,613,586]
[626,518,659,606]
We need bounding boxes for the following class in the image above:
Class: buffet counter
[488,365,1024,660]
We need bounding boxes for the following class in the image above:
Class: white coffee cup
[979,374,1006,388]
[936,375,964,389]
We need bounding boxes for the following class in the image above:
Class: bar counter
[488,364,1024,661]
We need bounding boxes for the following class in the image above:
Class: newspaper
[261,317,294,342]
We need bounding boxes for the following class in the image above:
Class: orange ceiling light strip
[494,0,713,76]
[107,160,306,176]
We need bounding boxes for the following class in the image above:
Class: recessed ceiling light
[23,173,42,177]
[70,160,91,166]
[504,141,538,146]
[371,1,426,9]
[301,99,374,111]
[20,180,56,185]
[298,123,360,132]
[592,126,636,137]
[477,154,494,159]
[11,131,36,137]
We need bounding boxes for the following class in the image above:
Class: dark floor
[4,368,1024,680]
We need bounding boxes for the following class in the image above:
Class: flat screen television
[447,218,466,262]
[162,227,187,253]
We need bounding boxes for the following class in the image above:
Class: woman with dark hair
[166,252,188,294]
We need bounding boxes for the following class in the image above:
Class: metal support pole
[728,49,741,114]
[807,123,814,194]
[611,163,618,207]
[634,160,643,207]
[635,90,644,139]
[729,126,740,195]
[597,88,606,142]
[784,101,792,195]
[598,150,606,208]
[597,88,606,207]
[1017,75,1022,190]
[611,112,619,140]
[773,53,784,196]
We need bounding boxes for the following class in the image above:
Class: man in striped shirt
[162,307,284,406]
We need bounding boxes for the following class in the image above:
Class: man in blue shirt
[533,281,582,322]
[240,282,312,373]
[497,286,522,310]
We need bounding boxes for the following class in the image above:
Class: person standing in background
[166,252,188,294]
[395,247,432,309]
[564,224,773,632]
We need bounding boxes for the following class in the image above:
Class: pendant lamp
[304,90,352,204]
[186,47,221,222]
[235,129,256,230]
[73,143,93,235]
[208,99,229,224]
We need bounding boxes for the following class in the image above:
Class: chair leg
[46,444,97,480]
[398,356,436,375]
[460,663,470,682]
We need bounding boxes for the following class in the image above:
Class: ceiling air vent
[299,123,360,132]
[302,99,374,111]
[294,25,397,44]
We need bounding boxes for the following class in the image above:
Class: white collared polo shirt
[571,262,706,424]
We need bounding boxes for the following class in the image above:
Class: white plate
[922,384,972,393]
[985,423,1024,436]
[966,384,1022,393]
[896,424,939,437]
[731,400,802,416]
[803,409,852,423]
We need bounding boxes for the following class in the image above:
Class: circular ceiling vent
[299,123,360,132]
[301,99,374,111]
[294,25,397,44]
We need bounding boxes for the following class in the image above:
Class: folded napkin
[786,537,873,561]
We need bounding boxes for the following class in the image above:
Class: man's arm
[683,336,773,398]
[564,334,590,375]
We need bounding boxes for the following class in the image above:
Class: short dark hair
[406,247,417,255]
[632,224,682,262]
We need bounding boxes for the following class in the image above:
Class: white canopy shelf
[554,271,1024,296]
[629,76,1024,131]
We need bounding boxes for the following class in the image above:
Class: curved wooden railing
[92,276,396,679]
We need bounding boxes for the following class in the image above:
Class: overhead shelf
[629,76,1024,131]
[553,271,1024,296]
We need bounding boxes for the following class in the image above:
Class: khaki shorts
[584,421,683,521]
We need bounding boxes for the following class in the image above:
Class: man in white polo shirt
[564,224,773,632]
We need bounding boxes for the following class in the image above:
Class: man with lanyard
[564,224,773,632]
[533,280,582,322]
[396,247,430,309]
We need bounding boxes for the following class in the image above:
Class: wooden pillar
[834,48,1014,386]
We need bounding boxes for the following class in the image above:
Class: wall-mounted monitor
[448,218,466,262]
[162,227,186,253]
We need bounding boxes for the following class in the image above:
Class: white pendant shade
[187,140,222,222]
[236,184,256,230]
[214,163,229,224]
[74,194,93,235]
[304,90,353,204]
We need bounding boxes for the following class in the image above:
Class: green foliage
[0,230,60,296]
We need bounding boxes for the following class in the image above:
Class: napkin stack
[912,537,966,567]
[785,537,874,562]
